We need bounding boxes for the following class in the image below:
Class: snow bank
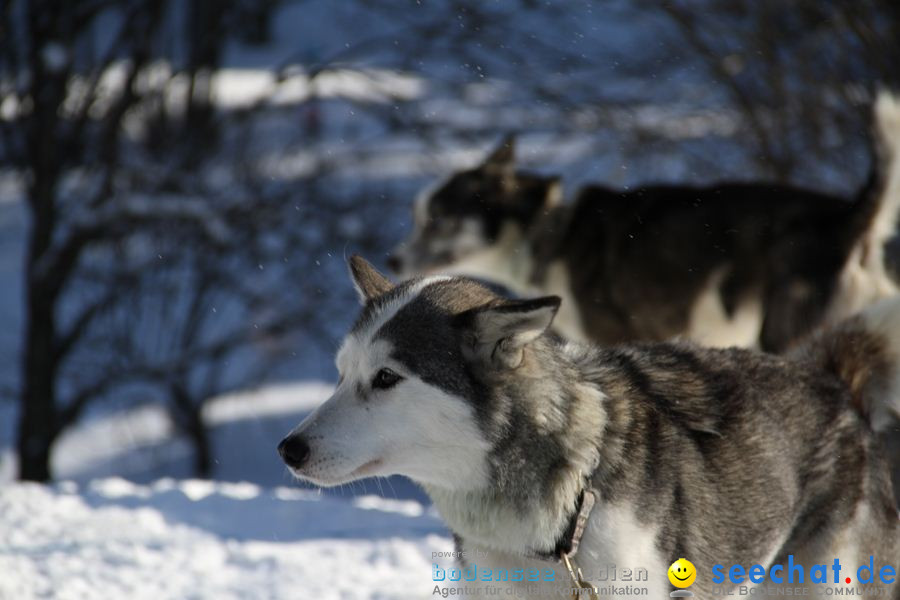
[0,478,453,599]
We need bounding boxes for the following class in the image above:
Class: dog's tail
[797,296,900,432]
[829,91,900,319]
[863,91,900,276]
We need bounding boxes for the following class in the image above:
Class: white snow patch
[204,381,333,425]
[3,61,426,123]
[215,66,426,108]
[0,479,453,599]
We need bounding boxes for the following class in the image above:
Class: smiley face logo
[668,558,697,588]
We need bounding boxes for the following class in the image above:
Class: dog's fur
[280,257,900,598]
[390,93,900,353]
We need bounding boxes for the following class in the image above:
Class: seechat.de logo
[711,555,896,586]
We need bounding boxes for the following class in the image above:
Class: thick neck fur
[422,338,608,555]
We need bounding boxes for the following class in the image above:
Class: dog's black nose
[386,254,402,273]
[278,435,310,469]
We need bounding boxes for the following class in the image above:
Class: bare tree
[654,0,900,183]
[0,0,335,480]
[2,0,171,481]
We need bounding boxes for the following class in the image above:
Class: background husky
[280,257,900,598]
[389,93,900,353]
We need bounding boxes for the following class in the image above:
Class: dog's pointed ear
[481,134,516,175]
[458,296,560,368]
[348,255,394,303]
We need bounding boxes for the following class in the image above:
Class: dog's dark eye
[372,368,402,390]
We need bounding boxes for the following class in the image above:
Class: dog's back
[544,96,900,351]
[553,181,867,350]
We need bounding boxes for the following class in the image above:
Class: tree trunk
[186,407,212,478]
[171,385,212,478]
[16,335,56,481]
[17,2,65,481]
[17,206,60,482]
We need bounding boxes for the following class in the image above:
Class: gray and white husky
[280,256,900,598]
[389,93,900,352]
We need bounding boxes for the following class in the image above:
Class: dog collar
[528,487,596,562]
[526,487,599,599]
[528,488,596,562]
[554,487,596,559]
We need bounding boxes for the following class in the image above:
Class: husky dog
[280,256,899,598]
[389,93,900,352]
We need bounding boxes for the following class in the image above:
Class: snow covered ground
[0,479,451,600]
[0,384,456,599]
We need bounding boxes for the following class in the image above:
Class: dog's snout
[385,254,402,274]
[278,435,310,469]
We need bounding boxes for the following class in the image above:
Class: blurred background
[1,0,899,488]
